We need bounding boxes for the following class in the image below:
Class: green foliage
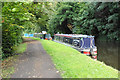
[48,2,120,41]
[2,2,27,58]
[2,2,54,58]
[48,3,73,34]
[2,23,24,58]
[0,47,2,59]
[89,2,120,40]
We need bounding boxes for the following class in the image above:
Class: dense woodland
[1,2,120,58]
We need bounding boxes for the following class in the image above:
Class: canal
[96,41,119,70]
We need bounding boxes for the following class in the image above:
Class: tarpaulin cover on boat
[24,33,34,37]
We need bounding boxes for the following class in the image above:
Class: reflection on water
[96,41,119,70]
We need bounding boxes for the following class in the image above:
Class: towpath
[11,38,61,78]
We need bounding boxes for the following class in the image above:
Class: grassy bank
[31,37,118,78]
[1,43,27,78]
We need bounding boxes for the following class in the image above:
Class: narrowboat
[24,33,34,37]
[34,33,52,40]
[54,34,97,60]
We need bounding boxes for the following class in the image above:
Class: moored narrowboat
[34,33,52,40]
[54,34,97,60]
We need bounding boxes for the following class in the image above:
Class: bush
[0,47,2,60]
[2,23,23,58]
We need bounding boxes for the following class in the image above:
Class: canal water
[96,41,119,70]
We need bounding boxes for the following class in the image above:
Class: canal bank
[41,39,118,78]
[30,37,119,78]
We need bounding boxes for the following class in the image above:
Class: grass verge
[1,43,27,78]
[14,43,27,54]
[31,37,119,78]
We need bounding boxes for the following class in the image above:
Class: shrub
[2,23,23,58]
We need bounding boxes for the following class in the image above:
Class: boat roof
[54,34,94,38]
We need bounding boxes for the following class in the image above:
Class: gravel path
[11,38,61,78]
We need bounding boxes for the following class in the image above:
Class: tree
[2,2,29,58]
[48,2,120,41]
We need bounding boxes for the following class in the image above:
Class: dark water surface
[96,41,119,70]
